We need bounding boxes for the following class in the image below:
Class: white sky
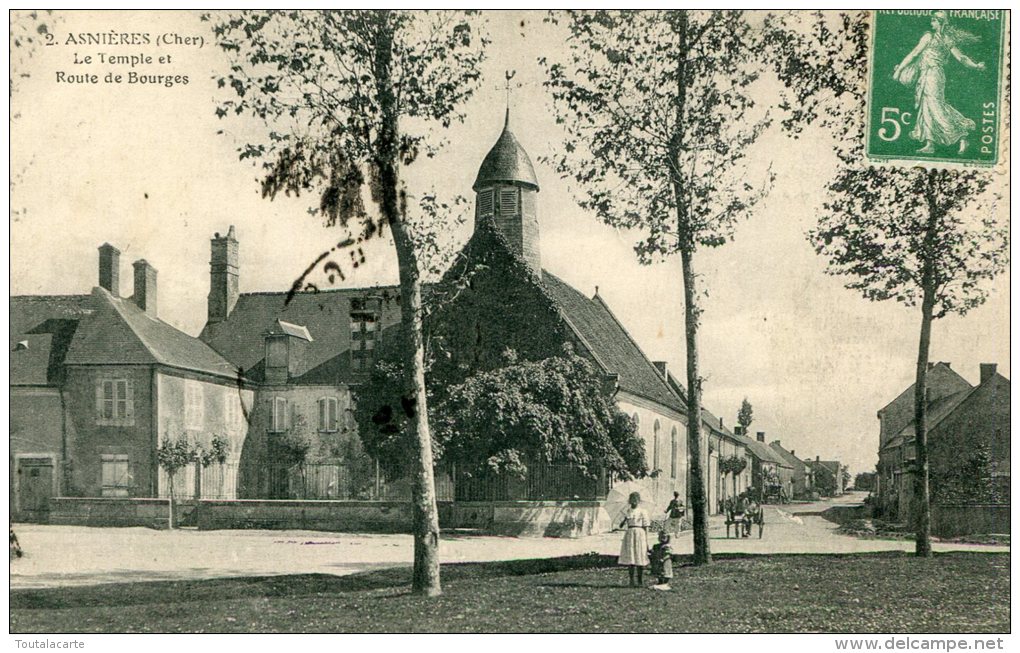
[9,10,1010,476]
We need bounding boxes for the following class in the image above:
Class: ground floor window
[101,454,130,497]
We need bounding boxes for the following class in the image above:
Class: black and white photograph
[7,7,1011,640]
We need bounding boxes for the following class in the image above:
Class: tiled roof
[472,109,539,191]
[64,287,238,379]
[200,285,403,380]
[743,437,791,467]
[10,295,92,385]
[541,272,681,410]
[769,441,807,469]
[894,388,975,440]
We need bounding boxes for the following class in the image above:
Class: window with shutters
[499,187,518,216]
[185,380,204,430]
[224,391,242,430]
[101,454,130,497]
[318,397,339,432]
[95,377,134,426]
[477,188,494,216]
[271,396,288,432]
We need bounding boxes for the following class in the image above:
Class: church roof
[541,272,681,410]
[472,108,539,191]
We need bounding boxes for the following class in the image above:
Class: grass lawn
[10,551,1008,633]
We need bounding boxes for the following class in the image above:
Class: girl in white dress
[618,491,650,586]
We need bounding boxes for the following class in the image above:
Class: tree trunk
[912,172,941,558]
[912,285,934,556]
[167,475,175,530]
[392,219,443,596]
[372,12,442,596]
[681,245,711,565]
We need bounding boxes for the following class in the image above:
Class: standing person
[893,10,986,154]
[618,491,649,587]
[648,531,674,590]
[665,491,685,535]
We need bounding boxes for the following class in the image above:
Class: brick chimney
[980,363,998,384]
[132,259,158,317]
[98,243,120,296]
[208,225,239,324]
[756,431,765,442]
[816,455,820,462]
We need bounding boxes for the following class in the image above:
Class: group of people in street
[617,488,767,588]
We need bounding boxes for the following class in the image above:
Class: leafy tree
[773,11,1009,556]
[205,9,489,596]
[541,10,781,565]
[358,346,647,485]
[433,349,647,481]
[720,455,748,496]
[156,436,198,529]
[854,471,877,493]
[737,398,754,437]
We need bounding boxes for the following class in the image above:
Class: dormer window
[477,188,494,217]
[499,187,518,216]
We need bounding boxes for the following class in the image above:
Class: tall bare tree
[771,11,1009,556]
[206,9,488,595]
[541,10,782,565]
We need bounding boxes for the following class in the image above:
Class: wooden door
[17,458,54,522]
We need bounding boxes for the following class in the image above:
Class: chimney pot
[816,455,820,462]
[132,259,158,317]
[980,363,997,384]
[98,243,121,296]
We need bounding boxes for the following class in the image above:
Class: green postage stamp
[866,10,1007,166]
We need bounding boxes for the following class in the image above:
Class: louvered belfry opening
[472,108,542,275]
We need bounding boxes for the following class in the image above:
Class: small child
[648,531,673,590]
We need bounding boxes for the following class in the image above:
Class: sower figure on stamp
[893,10,986,155]
[618,491,649,587]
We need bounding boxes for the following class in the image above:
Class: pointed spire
[504,104,510,129]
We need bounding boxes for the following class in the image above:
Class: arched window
[671,426,679,479]
[653,420,661,472]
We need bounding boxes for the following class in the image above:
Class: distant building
[807,457,845,497]
[877,362,1010,535]
[769,440,812,499]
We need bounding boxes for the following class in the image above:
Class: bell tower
[472,105,541,276]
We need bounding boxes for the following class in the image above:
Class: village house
[11,246,252,522]
[876,362,1009,536]
[769,440,812,499]
[806,458,845,497]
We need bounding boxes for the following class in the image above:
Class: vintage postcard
[8,8,1010,640]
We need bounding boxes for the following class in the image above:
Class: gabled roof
[894,387,975,440]
[10,295,92,385]
[541,272,681,410]
[744,437,792,467]
[769,441,807,470]
[65,287,238,379]
[269,319,313,342]
[808,460,842,477]
[200,285,403,380]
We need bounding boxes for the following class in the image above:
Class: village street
[10,493,1007,590]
